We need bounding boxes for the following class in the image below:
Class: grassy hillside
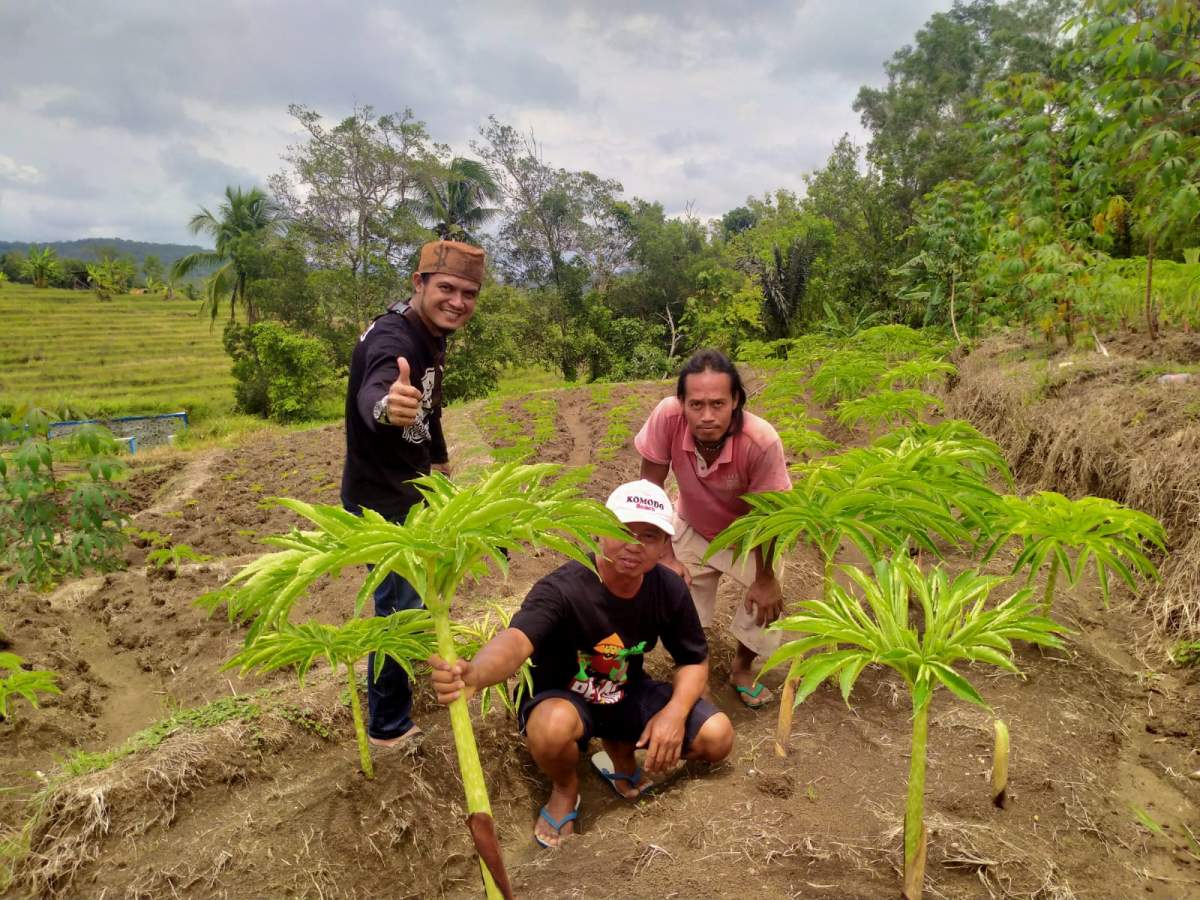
[0,284,234,420]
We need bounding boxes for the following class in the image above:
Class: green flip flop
[734,682,773,709]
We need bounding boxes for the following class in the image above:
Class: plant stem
[347,664,373,780]
[992,719,1010,809]
[434,612,504,900]
[775,663,797,758]
[1042,557,1059,618]
[903,693,930,899]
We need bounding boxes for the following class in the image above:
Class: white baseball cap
[605,480,675,536]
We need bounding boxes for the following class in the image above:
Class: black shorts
[517,679,720,753]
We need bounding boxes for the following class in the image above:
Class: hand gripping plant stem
[205,463,628,900]
[755,555,1065,899]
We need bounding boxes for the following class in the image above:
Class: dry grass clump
[12,712,294,897]
[946,340,1200,642]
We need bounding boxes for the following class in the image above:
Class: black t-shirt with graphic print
[341,300,449,522]
[510,559,708,706]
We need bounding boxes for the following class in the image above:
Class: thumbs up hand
[386,356,423,426]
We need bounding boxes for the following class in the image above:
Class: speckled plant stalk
[775,555,835,758]
[1041,557,1059,617]
[903,695,931,900]
[347,665,373,780]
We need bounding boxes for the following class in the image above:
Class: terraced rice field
[0,284,234,419]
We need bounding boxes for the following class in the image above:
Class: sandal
[534,795,580,849]
[591,750,649,799]
[733,682,773,709]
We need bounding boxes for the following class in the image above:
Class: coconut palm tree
[171,186,280,324]
[414,157,502,243]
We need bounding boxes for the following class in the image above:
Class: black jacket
[340,301,448,521]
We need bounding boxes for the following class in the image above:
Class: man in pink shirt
[635,349,792,708]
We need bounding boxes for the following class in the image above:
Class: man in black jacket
[341,239,485,751]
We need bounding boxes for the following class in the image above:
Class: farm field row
[0,286,235,420]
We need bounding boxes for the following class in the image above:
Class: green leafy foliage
[453,603,534,717]
[878,357,958,390]
[0,415,128,589]
[809,351,890,404]
[984,491,1167,612]
[223,321,338,423]
[145,543,213,569]
[0,652,60,720]
[834,389,942,431]
[760,554,1065,896]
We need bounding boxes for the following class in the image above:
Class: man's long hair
[675,349,747,436]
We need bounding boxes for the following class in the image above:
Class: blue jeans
[365,567,424,739]
[344,499,423,740]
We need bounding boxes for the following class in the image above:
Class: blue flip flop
[534,795,580,849]
[591,750,647,799]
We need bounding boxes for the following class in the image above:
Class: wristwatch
[372,396,390,426]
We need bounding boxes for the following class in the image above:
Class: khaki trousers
[671,515,783,659]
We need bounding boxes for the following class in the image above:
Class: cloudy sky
[0,0,952,246]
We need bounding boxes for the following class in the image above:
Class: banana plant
[0,653,60,720]
[224,612,439,778]
[983,491,1167,615]
[757,555,1065,899]
[203,462,627,900]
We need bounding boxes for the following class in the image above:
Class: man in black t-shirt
[430,480,735,849]
[342,240,484,752]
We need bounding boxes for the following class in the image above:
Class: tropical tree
[758,555,1065,899]
[171,186,280,324]
[1066,0,1200,338]
[983,491,1167,614]
[414,156,503,243]
[19,246,61,289]
[204,462,628,900]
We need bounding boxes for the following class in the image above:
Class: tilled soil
[2,377,1198,899]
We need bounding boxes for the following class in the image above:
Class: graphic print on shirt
[569,632,647,704]
[402,366,437,444]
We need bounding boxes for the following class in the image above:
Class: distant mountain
[0,238,211,270]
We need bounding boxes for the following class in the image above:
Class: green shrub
[224,322,337,423]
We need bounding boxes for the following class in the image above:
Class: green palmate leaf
[985,491,1167,608]
[206,462,629,636]
[834,390,942,431]
[0,654,61,719]
[226,610,439,683]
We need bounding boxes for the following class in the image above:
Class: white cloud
[0,155,41,185]
[0,0,952,242]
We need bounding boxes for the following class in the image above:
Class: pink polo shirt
[634,397,792,540]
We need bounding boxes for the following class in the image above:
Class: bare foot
[534,788,579,848]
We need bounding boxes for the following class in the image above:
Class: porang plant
[983,491,1166,614]
[203,462,627,900]
[834,389,942,434]
[757,554,1065,899]
[708,446,982,755]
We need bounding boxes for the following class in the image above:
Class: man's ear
[411,271,424,292]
